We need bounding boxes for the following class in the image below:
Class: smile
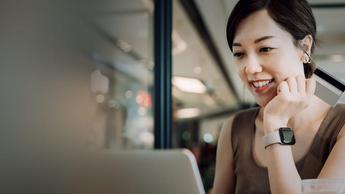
[252,79,274,88]
[250,79,274,93]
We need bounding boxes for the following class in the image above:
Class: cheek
[270,52,304,77]
[279,61,304,77]
[237,67,245,80]
[234,61,244,73]
[282,48,305,73]
[238,70,251,88]
[235,61,247,78]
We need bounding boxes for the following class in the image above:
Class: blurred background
[1,0,345,193]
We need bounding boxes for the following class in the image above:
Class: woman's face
[232,10,305,107]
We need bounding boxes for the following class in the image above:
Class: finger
[296,75,306,94]
[278,81,289,95]
[306,76,316,95]
[286,77,298,94]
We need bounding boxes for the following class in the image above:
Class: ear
[299,34,313,55]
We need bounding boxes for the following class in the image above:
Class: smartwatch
[261,127,295,149]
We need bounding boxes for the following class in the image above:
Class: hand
[263,75,316,133]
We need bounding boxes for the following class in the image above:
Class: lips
[250,79,274,93]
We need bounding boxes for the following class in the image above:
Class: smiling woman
[232,9,311,107]
[212,0,345,194]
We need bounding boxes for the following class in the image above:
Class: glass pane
[86,0,155,150]
[172,0,241,192]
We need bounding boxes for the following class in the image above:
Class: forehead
[233,10,293,44]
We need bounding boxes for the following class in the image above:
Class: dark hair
[226,0,317,78]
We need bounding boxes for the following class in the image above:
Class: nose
[243,55,262,74]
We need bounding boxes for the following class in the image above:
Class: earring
[303,52,312,64]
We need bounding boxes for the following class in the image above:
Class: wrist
[263,119,288,134]
[262,127,295,149]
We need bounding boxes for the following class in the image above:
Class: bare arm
[264,121,302,194]
[318,124,345,178]
[265,122,345,194]
[212,116,236,194]
[261,76,310,194]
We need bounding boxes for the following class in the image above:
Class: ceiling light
[176,108,201,119]
[173,76,207,94]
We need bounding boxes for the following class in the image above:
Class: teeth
[252,80,271,88]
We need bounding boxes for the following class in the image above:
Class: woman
[212,0,345,193]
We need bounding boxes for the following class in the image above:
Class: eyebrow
[232,36,275,47]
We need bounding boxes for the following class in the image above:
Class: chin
[258,99,270,107]
[254,94,276,107]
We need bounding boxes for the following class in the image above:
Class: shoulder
[219,115,235,144]
[219,107,260,148]
[221,107,260,135]
[233,106,260,121]
[325,103,345,140]
[230,106,260,133]
[336,104,345,139]
[334,103,345,113]
[318,104,345,178]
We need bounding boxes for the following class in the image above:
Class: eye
[233,52,244,59]
[259,47,274,53]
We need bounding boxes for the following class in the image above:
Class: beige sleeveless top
[230,104,345,194]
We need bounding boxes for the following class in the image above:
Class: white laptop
[1,149,205,194]
[70,149,206,194]
[107,149,206,194]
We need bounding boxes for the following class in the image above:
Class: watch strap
[261,131,281,149]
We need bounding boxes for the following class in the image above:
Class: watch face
[279,128,296,145]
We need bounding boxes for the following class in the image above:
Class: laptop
[110,149,206,194]
[1,148,205,194]
[75,149,206,194]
